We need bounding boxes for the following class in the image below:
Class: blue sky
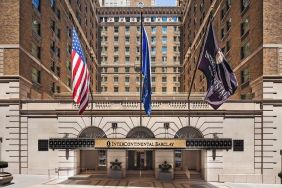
[155,0,176,6]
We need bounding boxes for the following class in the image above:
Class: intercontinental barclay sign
[95,139,187,149]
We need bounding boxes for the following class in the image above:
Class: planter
[0,161,8,169]
[159,171,173,181]
[0,172,13,185]
[278,172,282,184]
[109,170,122,179]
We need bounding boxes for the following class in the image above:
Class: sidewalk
[210,182,282,188]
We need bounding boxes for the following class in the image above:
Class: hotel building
[0,0,281,185]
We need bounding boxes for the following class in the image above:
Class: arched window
[174,126,203,139]
[78,126,107,138]
[126,126,155,138]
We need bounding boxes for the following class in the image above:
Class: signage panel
[95,139,187,149]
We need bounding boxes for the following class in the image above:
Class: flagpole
[187,15,213,126]
[89,87,94,126]
[139,3,144,127]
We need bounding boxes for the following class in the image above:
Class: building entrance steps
[126,170,155,178]
[174,171,188,180]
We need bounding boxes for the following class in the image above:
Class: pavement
[1,174,282,188]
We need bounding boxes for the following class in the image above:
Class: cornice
[98,7,183,16]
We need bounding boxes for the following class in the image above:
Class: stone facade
[0,77,282,183]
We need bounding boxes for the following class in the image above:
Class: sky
[155,0,176,6]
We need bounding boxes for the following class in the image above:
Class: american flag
[71,28,90,114]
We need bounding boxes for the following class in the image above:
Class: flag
[197,22,238,110]
[141,26,152,116]
[71,27,90,114]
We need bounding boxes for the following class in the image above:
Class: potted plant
[0,161,13,185]
[158,161,173,181]
[109,159,122,179]
[278,171,282,184]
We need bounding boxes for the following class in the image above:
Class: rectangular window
[162,46,167,54]
[240,41,250,59]
[162,77,167,82]
[125,87,130,92]
[114,36,118,42]
[125,76,130,82]
[114,67,118,73]
[241,18,249,37]
[32,68,41,84]
[162,56,167,62]
[114,77,118,82]
[162,16,167,22]
[32,0,41,11]
[152,76,155,82]
[32,19,41,36]
[152,67,156,73]
[151,36,156,43]
[32,43,41,59]
[240,68,249,85]
[125,67,130,73]
[114,87,119,92]
[162,36,167,43]
[241,0,250,13]
[114,26,119,33]
[162,87,167,93]
[162,26,167,33]
[151,26,156,33]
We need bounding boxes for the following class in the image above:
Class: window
[125,76,130,83]
[32,68,41,84]
[162,26,167,33]
[151,26,156,33]
[32,19,40,36]
[125,26,130,32]
[125,56,130,62]
[114,26,119,33]
[152,76,155,82]
[226,18,231,32]
[162,56,167,62]
[226,40,231,53]
[240,41,250,59]
[221,28,225,39]
[151,57,156,62]
[151,47,156,53]
[114,87,119,92]
[162,87,167,93]
[162,36,167,43]
[102,76,108,82]
[125,36,130,42]
[114,57,118,63]
[162,46,167,54]
[240,68,249,85]
[162,67,167,73]
[114,36,118,42]
[151,36,156,43]
[114,47,118,52]
[162,77,167,82]
[241,18,249,37]
[103,87,107,92]
[125,67,130,73]
[125,87,130,92]
[32,43,41,59]
[125,47,130,52]
[32,0,41,11]
[152,67,156,73]
[114,67,118,73]
[152,87,156,92]
[114,76,118,82]
[162,16,167,22]
[173,77,177,82]
[241,0,250,13]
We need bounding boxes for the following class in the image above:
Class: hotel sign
[95,139,187,149]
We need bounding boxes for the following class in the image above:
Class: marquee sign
[48,138,233,150]
[95,139,186,149]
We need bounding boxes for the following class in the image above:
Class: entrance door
[127,150,153,170]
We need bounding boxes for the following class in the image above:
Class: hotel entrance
[127,150,154,170]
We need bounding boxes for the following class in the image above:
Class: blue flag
[198,22,238,110]
[141,26,152,116]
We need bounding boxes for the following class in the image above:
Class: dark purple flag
[198,22,238,110]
